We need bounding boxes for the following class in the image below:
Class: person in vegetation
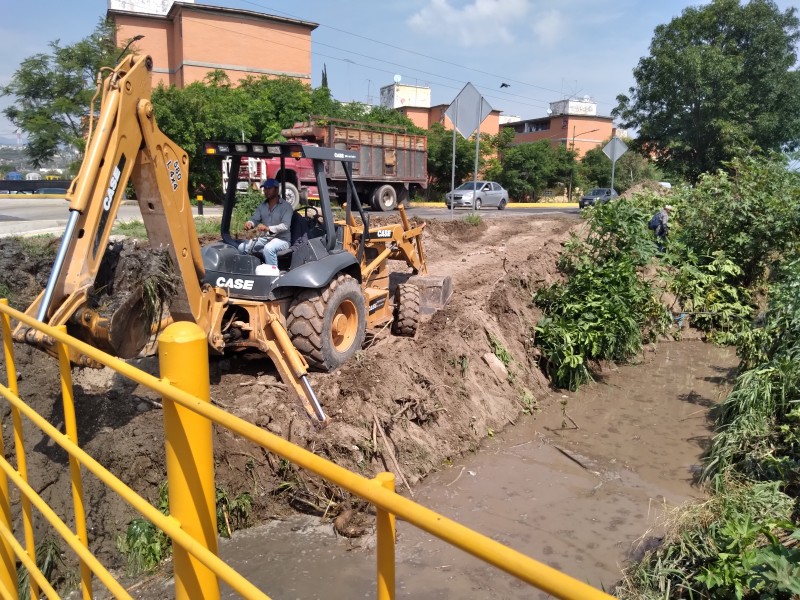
[240,178,293,266]
[648,204,673,251]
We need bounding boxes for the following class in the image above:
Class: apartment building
[107,0,317,88]
[502,97,615,157]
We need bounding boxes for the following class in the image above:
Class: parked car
[445,181,508,210]
[579,187,618,209]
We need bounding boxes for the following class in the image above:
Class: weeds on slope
[615,156,800,599]
[616,477,800,600]
[533,200,669,390]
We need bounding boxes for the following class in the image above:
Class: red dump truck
[224,117,428,211]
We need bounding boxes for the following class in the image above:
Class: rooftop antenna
[393,74,402,84]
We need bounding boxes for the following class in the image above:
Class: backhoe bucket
[408,275,453,315]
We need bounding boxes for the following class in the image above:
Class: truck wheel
[287,274,366,371]
[373,184,397,211]
[392,284,420,337]
[283,182,300,209]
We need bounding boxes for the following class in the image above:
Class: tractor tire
[391,284,420,337]
[372,184,398,211]
[287,274,366,371]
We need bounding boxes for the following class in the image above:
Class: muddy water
[133,341,737,599]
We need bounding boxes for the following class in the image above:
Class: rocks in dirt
[482,352,509,381]
[333,509,372,538]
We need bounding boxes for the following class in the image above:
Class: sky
[1,0,798,146]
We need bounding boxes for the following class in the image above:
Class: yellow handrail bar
[0,524,59,599]
[0,300,613,600]
[0,381,271,600]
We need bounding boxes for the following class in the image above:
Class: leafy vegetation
[579,142,663,193]
[616,478,800,600]
[118,481,253,574]
[17,537,66,600]
[614,0,800,182]
[614,155,800,599]
[533,200,669,390]
[1,19,124,169]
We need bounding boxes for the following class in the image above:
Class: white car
[445,181,508,210]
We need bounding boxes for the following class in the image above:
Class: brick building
[502,97,616,157]
[107,0,317,88]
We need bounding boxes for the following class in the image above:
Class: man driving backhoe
[240,178,293,266]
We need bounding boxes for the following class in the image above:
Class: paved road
[403,204,579,220]
[0,198,577,237]
[0,197,222,237]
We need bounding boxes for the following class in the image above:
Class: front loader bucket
[408,275,453,315]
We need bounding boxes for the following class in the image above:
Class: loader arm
[14,55,214,365]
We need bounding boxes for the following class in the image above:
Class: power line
[183,17,553,112]
[237,0,567,96]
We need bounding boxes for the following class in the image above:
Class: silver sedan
[445,181,508,210]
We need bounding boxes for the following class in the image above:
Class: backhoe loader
[12,54,452,424]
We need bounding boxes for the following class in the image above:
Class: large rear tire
[283,182,300,209]
[287,274,366,371]
[372,184,398,212]
[391,284,420,337]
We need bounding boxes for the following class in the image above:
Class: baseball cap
[261,178,279,189]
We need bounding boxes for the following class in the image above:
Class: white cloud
[531,9,565,47]
[408,0,530,46]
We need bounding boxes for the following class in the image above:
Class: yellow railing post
[0,300,19,599]
[55,326,92,600]
[375,472,396,600]
[158,322,219,600]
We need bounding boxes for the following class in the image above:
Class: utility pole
[568,127,599,201]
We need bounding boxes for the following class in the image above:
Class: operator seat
[276,211,310,271]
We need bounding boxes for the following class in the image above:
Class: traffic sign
[603,137,628,162]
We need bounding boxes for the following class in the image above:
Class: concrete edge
[410,202,578,208]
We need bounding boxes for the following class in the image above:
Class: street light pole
[568,127,600,201]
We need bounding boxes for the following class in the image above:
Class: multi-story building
[502,97,615,157]
[107,0,317,88]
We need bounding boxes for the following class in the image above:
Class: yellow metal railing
[0,298,613,599]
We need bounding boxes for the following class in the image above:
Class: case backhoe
[12,54,452,424]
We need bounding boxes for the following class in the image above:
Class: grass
[616,477,800,599]
[111,216,222,238]
[463,213,482,226]
[17,538,66,600]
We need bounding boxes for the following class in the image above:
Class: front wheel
[474,198,482,210]
[392,284,420,337]
[287,274,367,371]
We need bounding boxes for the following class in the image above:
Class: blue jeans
[239,237,290,266]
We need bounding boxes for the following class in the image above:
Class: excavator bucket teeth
[407,275,453,315]
[109,290,152,358]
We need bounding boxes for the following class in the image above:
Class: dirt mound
[0,215,576,570]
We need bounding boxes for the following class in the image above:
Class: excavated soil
[0,214,604,577]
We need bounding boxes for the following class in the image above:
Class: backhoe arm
[15,55,213,365]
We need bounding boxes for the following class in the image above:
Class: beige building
[108,0,317,88]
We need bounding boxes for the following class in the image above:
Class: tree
[614,0,800,182]
[580,142,662,193]
[321,63,328,89]
[425,123,483,196]
[1,19,124,167]
[494,140,575,201]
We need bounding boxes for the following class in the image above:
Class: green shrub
[533,200,669,390]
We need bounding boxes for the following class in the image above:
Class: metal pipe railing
[0,299,613,600]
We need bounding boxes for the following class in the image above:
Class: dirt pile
[0,215,577,569]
